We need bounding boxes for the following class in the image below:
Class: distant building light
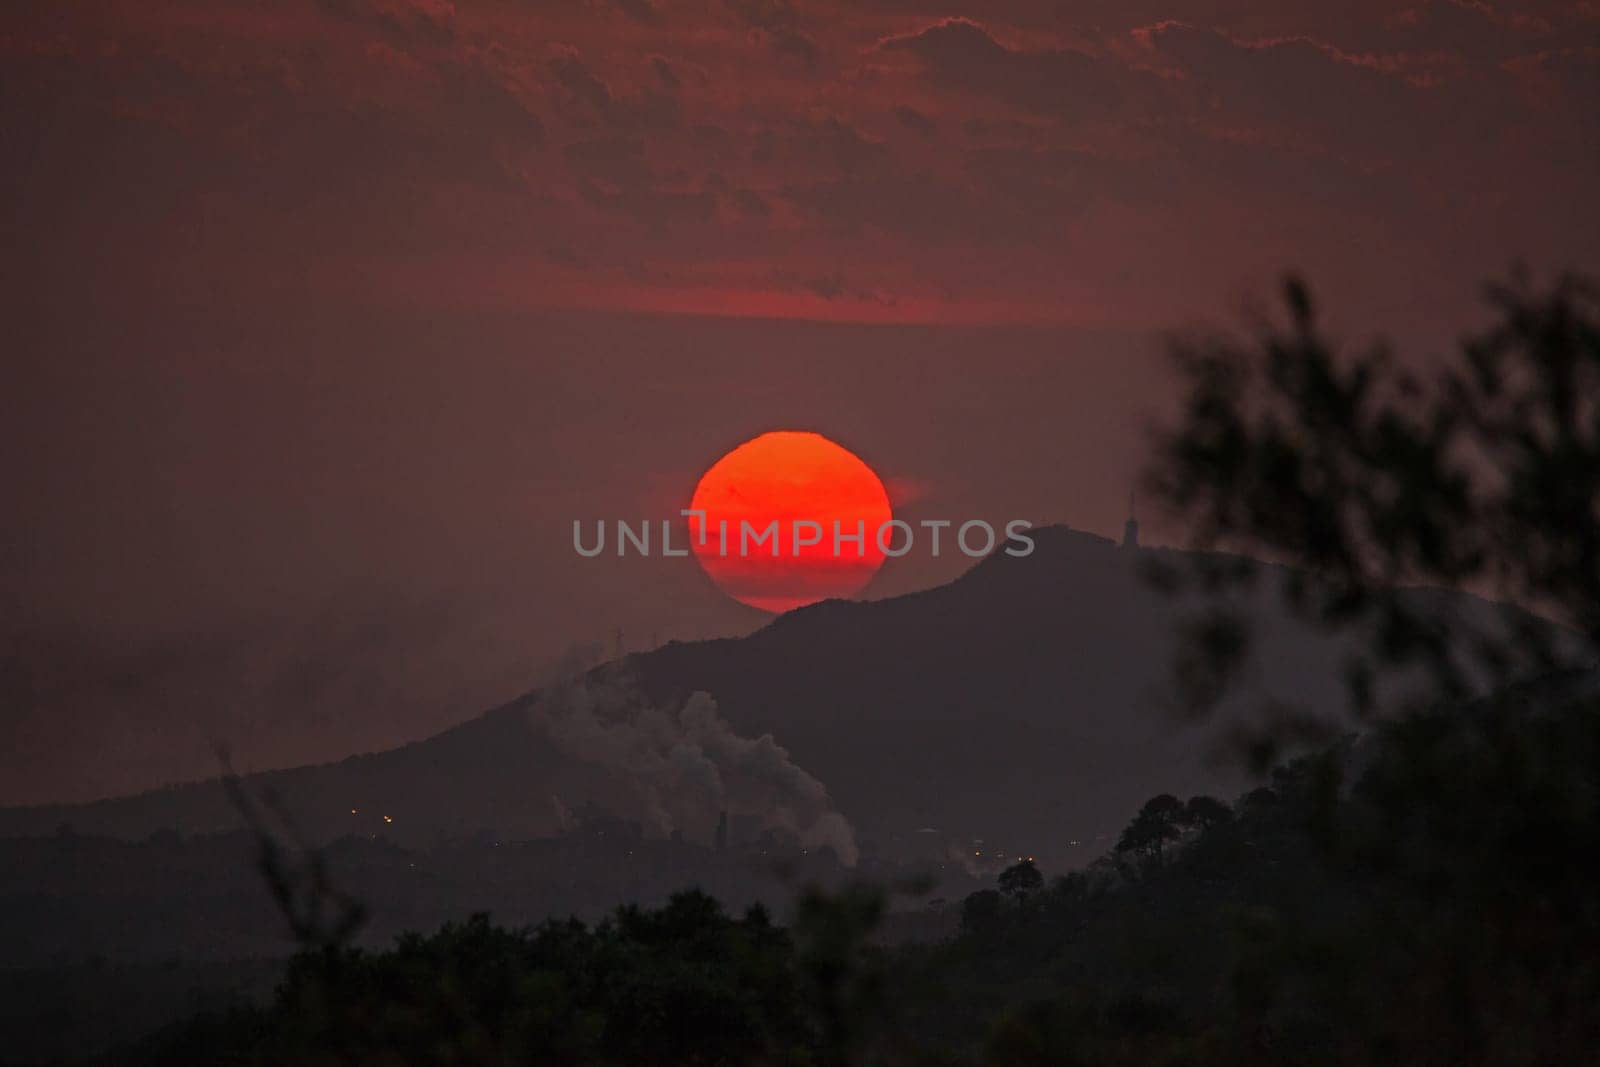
[383,815,393,824]
[350,808,358,815]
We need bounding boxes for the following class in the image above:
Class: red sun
[688,431,893,613]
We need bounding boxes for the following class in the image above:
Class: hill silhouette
[0,526,1536,865]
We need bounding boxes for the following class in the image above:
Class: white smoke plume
[525,669,859,866]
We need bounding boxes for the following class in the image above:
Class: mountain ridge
[0,526,1542,863]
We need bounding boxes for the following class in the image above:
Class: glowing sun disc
[688,431,892,612]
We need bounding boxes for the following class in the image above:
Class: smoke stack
[715,810,728,851]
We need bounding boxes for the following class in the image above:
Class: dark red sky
[3,0,1597,803]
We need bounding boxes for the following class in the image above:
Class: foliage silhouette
[996,860,1042,903]
[1113,793,1185,862]
[1149,270,1598,764]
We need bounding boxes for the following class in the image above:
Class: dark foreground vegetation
[106,671,1593,1062]
[109,675,1599,1066]
[39,273,1600,1065]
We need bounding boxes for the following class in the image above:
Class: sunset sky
[4,0,1597,803]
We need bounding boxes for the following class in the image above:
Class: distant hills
[0,526,1542,866]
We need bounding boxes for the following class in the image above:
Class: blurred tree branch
[1147,271,1599,766]
[218,748,367,951]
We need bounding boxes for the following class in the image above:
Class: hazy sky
[4,0,1597,803]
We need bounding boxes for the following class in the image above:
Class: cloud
[609,0,659,25]
[651,54,680,88]
[1514,45,1600,104]
[782,170,967,242]
[721,0,821,69]
[1,0,1593,327]
[564,135,718,224]
[894,104,937,135]
[548,48,681,129]
[781,150,1079,247]
[879,18,1123,119]
[764,270,893,305]
[766,26,822,69]
[317,0,456,45]
[1377,0,1554,63]
[724,0,800,32]
[581,182,719,224]
[549,49,623,115]
[1135,21,1452,163]
[731,187,772,216]
[544,244,590,268]
[565,134,650,183]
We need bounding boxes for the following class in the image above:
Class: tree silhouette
[997,859,1043,902]
[960,889,1005,933]
[1115,794,1186,861]
[1140,271,1600,1063]
[792,881,889,1067]
[1183,795,1233,831]
[1148,270,1599,766]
